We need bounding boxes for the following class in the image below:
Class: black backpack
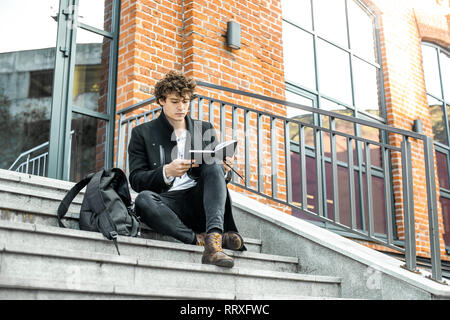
[57,168,140,255]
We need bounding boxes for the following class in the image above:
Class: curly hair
[153,70,197,106]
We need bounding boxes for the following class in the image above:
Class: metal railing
[8,130,75,177]
[116,81,443,282]
[8,142,49,176]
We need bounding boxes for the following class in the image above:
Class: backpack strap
[57,173,95,228]
[85,169,122,255]
[111,168,132,207]
[84,170,107,216]
[111,168,141,238]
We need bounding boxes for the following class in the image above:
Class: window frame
[282,0,393,239]
[282,0,386,123]
[422,41,450,253]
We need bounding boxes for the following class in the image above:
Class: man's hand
[164,159,199,178]
[223,156,236,174]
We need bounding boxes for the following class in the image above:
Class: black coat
[127,110,241,234]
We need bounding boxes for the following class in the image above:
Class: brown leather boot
[195,233,206,246]
[201,233,234,268]
[222,231,244,251]
[196,232,243,251]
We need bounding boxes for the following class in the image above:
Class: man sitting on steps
[128,70,246,268]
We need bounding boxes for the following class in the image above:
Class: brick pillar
[96,0,113,172]
[114,0,185,164]
[181,0,288,211]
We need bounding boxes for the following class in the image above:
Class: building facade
[0,0,449,272]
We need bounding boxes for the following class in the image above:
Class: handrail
[116,96,157,116]
[194,81,426,140]
[8,141,49,171]
[115,81,442,282]
[8,130,75,176]
[116,82,426,140]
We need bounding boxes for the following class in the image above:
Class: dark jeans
[134,163,227,244]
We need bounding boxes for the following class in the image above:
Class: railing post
[401,136,417,272]
[270,116,278,199]
[423,136,442,282]
[116,113,123,169]
[284,120,292,204]
[25,154,30,174]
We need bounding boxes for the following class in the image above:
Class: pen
[223,162,244,181]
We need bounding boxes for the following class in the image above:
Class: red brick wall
[114,0,184,168]
[181,0,288,210]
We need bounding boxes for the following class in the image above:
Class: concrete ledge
[0,169,82,192]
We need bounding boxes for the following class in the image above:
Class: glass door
[66,0,118,182]
[47,0,119,181]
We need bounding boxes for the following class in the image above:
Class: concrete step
[0,220,297,273]
[0,277,346,300]
[0,240,341,299]
[0,172,262,252]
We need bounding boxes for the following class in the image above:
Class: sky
[0,0,105,53]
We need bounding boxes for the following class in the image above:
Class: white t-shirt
[162,130,197,192]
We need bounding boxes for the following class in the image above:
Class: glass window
[285,90,314,147]
[281,0,312,30]
[347,0,376,62]
[353,57,380,117]
[439,196,450,248]
[428,95,447,145]
[316,39,352,105]
[282,0,387,237]
[73,28,111,114]
[70,113,107,182]
[78,0,112,31]
[285,90,314,120]
[313,0,348,47]
[29,70,54,98]
[422,44,450,146]
[320,98,354,134]
[436,151,450,190]
[422,45,442,99]
[359,124,382,168]
[440,50,450,101]
[282,21,316,90]
[281,0,382,117]
[320,99,356,164]
[422,43,450,252]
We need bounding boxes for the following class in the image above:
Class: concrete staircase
[1,169,450,299]
[0,169,342,299]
